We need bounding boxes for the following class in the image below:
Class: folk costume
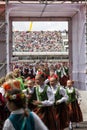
[3,109,48,130]
[23,86,37,111]
[56,65,69,87]
[33,84,57,130]
[66,87,83,123]
[66,80,83,130]
[51,85,69,130]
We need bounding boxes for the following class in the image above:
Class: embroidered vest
[36,85,48,101]
[55,86,62,101]
[9,111,34,130]
[56,70,61,78]
[66,88,76,103]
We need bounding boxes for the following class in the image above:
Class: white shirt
[22,87,34,94]
[0,87,5,96]
[3,109,48,130]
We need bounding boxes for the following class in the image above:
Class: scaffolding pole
[6,0,10,73]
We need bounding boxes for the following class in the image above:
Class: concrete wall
[72,5,87,90]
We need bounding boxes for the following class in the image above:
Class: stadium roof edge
[1,0,86,4]
[1,0,86,1]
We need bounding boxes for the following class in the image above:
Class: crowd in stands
[13,31,65,52]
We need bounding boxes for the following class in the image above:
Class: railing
[13,51,69,56]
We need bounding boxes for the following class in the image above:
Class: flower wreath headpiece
[3,80,21,91]
[5,92,25,101]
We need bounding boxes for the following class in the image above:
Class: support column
[72,4,86,90]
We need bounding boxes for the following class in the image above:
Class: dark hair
[37,72,46,80]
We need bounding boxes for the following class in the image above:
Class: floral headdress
[5,92,25,101]
[3,80,21,91]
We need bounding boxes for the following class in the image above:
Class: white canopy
[8,3,84,19]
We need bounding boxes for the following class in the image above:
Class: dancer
[66,80,83,130]
[49,75,69,130]
[33,72,57,130]
[23,78,37,111]
[3,88,48,130]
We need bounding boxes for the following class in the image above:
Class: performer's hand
[78,100,81,105]
[56,100,60,105]
[26,94,31,99]
[32,100,42,105]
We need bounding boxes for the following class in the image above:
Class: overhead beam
[1,0,86,2]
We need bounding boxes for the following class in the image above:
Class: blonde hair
[5,71,15,81]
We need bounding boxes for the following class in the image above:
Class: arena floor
[65,121,87,130]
